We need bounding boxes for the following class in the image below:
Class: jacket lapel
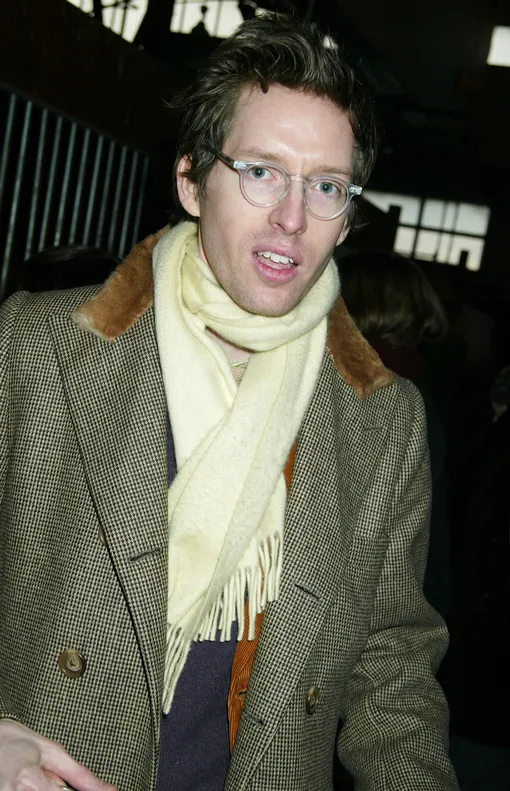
[48,305,168,744]
[226,354,393,790]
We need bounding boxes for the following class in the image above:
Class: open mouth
[254,250,296,269]
[252,249,299,283]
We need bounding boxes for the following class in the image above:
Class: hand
[0,720,116,791]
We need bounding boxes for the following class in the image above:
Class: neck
[206,327,252,364]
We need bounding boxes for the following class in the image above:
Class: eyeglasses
[207,148,362,221]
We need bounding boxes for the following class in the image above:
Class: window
[487,26,510,67]
[323,35,338,50]
[66,0,250,41]
[170,1,246,37]
[66,0,149,41]
[66,2,340,43]
[363,191,490,271]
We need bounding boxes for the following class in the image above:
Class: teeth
[257,251,295,266]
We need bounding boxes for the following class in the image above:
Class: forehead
[224,84,354,173]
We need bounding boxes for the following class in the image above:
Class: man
[0,13,458,791]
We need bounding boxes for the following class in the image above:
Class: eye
[317,181,339,196]
[246,165,273,180]
[310,179,349,203]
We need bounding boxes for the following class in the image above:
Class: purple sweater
[156,421,237,790]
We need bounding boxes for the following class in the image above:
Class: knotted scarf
[152,222,339,712]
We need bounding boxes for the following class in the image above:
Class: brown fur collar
[72,229,393,399]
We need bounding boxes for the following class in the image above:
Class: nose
[268,178,308,236]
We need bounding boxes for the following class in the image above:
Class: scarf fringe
[162,533,283,714]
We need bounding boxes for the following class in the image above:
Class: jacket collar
[72,227,393,399]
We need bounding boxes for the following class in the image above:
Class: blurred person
[339,251,452,617]
[490,364,510,422]
[0,14,458,791]
[21,244,120,292]
[439,366,510,790]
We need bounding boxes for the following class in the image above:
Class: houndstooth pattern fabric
[1,288,168,790]
[0,289,458,791]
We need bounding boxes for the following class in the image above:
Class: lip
[251,252,299,284]
[253,245,301,266]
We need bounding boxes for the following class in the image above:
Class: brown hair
[171,13,379,228]
[339,251,448,346]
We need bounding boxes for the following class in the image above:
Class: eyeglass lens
[242,164,349,219]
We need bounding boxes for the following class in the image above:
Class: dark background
[1,0,510,297]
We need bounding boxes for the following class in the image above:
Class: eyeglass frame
[206,147,363,221]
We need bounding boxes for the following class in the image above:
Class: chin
[237,295,300,318]
[260,303,297,318]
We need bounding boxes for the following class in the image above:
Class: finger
[0,723,115,791]
[24,770,73,791]
[0,738,41,778]
[41,772,65,786]
[13,765,53,791]
[37,744,115,791]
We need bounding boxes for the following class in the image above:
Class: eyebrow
[236,148,352,179]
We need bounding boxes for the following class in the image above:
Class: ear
[336,218,350,247]
[176,155,200,217]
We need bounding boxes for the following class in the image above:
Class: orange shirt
[227,443,297,751]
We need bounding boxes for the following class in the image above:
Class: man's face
[177,84,354,317]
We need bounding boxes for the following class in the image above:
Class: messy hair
[170,13,379,228]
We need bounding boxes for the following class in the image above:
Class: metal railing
[0,90,151,300]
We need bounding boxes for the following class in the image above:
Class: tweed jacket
[0,231,458,791]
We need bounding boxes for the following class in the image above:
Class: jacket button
[58,649,86,679]
[306,685,320,715]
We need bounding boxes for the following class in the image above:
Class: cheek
[197,197,228,259]
[313,223,344,262]
[199,195,240,254]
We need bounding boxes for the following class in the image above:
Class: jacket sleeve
[337,383,459,790]
[0,290,30,720]
[0,292,30,503]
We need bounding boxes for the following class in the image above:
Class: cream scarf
[152,222,339,713]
